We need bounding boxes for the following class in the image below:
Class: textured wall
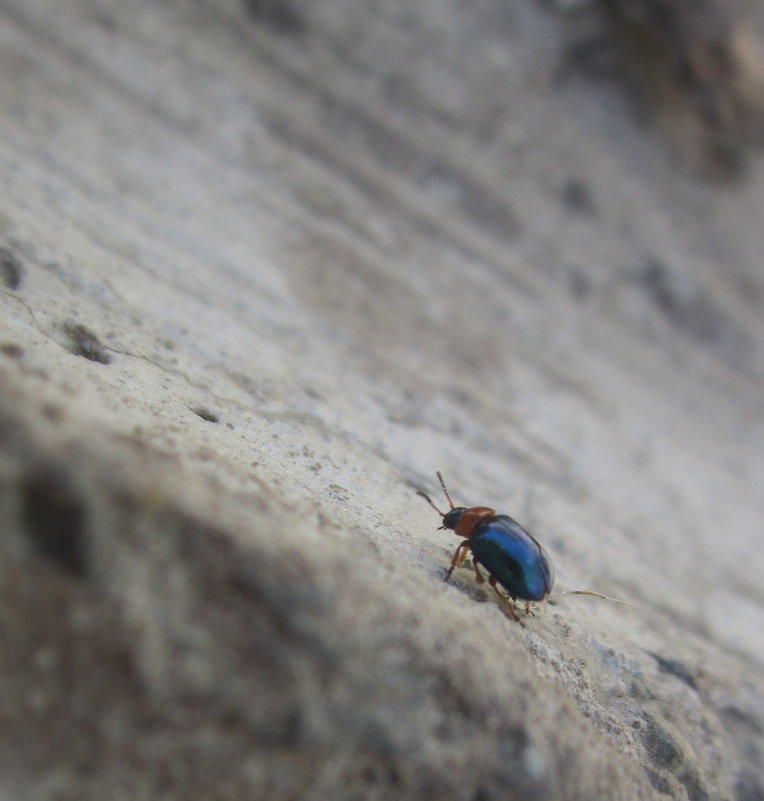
[1,1,763,799]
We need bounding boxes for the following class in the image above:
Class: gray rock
[1,1,763,799]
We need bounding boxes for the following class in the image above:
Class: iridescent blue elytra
[419,473,555,625]
[468,515,554,602]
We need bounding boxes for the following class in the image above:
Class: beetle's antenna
[436,471,455,510]
[417,489,445,517]
[556,590,630,604]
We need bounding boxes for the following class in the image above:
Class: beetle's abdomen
[470,515,554,601]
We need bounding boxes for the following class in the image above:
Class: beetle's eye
[442,507,466,530]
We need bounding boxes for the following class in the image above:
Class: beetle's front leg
[444,541,471,581]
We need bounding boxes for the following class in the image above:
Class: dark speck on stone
[192,407,219,423]
[561,179,597,216]
[0,247,23,289]
[21,467,88,576]
[0,343,24,358]
[244,0,305,35]
[63,323,112,364]
[648,651,699,691]
[643,716,684,770]
[568,268,591,299]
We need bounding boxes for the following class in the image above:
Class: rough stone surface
[1,1,764,799]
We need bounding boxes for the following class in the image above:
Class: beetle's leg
[523,600,536,618]
[444,541,471,581]
[472,559,486,585]
[488,576,525,627]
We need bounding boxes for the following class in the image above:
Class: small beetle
[418,473,624,624]
[418,472,554,626]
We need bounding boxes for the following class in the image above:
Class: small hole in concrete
[191,407,219,423]
[62,323,112,364]
[0,247,23,290]
[21,467,88,577]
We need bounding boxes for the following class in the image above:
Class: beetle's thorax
[441,506,496,539]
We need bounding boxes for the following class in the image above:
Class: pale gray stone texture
[1,1,763,799]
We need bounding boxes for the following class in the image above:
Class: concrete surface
[1,1,763,799]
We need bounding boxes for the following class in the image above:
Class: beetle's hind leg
[488,576,525,627]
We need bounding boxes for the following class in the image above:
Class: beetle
[418,471,554,626]
[418,472,624,625]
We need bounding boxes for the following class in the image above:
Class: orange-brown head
[417,472,496,539]
[441,505,496,539]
